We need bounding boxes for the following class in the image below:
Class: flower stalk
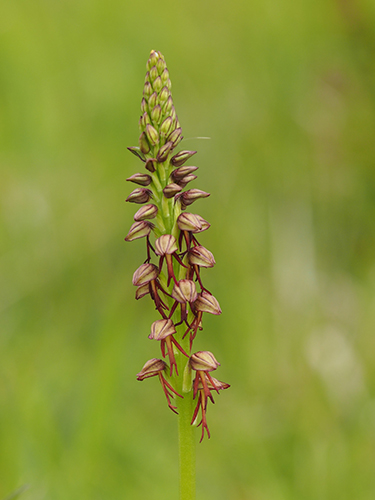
[126,50,229,500]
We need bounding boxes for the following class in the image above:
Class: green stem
[177,389,196,500]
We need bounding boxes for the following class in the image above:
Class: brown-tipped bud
[162,96,173,114]
[175,189,210,208]
[135,283,150,300]
[147,50,159,71]
[132,263,159,286]
[139,132,150,154]
[143,81,152,99]
[177,212,202,232]
[144,71,150,84]
[126,188,152,204]
[188,245,215,267]
[156,57,167,75]
[160,68,169,84]
[155,234,178,255]
[163,183,182,199]
[160,116,173,137]
[171,166,198,181]
[126,173,152,186]
[139,111,151,130]
[145,158,157,173]
[148,91,158,110]
[141,98,148,114]
[190,351,220,372]
[153,76,163,93]
[178,174,197,188]
[134,204,158,221]
[145,124,159,146]
[137,358,167,381]
[195,291,222,315]
[172,279,198,303]
[168,127,183,147]
[171,150,197,168]
[149,318,176,341]
[149,66,158,82]
[124,221,153,242]
[166,78,172,90]
[157,141,173,163]
[159,86,170,103]
[127,146,146,162]
[151,105,162,124]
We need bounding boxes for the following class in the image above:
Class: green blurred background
[1,0,375,498]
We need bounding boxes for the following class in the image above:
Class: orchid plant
[125,50,229,500]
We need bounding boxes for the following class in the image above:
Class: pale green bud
[157,141,173,162]
[147,50,159,71]
[139,132,150,154]
[153,76,163,93]
[163,183,182,199]
[141,98,148,114]
[171,150,197,167]
[143,81,152,99]
[168,127,182,147]
[127,146,146,162]
[145,124,159,146]
[149,65,158,82]
[160,116,173,137]
[151,105,162,124]
[162,95,173,114]
[171,166,198,181]
[156,57,167,75]
[161,68,169,84]
[148,91,158,110]
[159,86,170,104]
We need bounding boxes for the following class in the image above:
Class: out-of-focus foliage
[1,0,375,498]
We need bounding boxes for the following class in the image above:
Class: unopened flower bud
[124,221,153,242]
[156,57,167,74]
[159,86,170,103]
[194,291,222,315]
[151,105,162,124]
[143,81,152,98]
[139,132,150,154]
[137,358,167,381]
[168,127,183,147]
[155,234,178,255]
[145,158,157,173]
[171,150,197,168]
[127,146,146,162]
[190,351,220,372]
[175,189,210,208]
[163,183,182,198]
[188,245,215,267]
[141,98,148,114]
[149,65,158,82]
[126,188,152,204]
[160,116,173,136]
[145,124,159,146]
[171,166,198,181]
[132,263,159,286]
[178,173,197,188]
[135,283,150,300]
[148,92,157,111]
[126,173,152,186]
[133,204,158,221]
[160,67,169,84]
[172,280,198,303]
[162,96,173,114]
[139,112,151,130]
[149,318,176,340]
[166,78,172,90]
[177,212,202,232]
[157,141,173,163]
[147,50,159,71]
[144,71,150,84]
[153,76,163,92]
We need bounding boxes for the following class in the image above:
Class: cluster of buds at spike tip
[125,50,229,441]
